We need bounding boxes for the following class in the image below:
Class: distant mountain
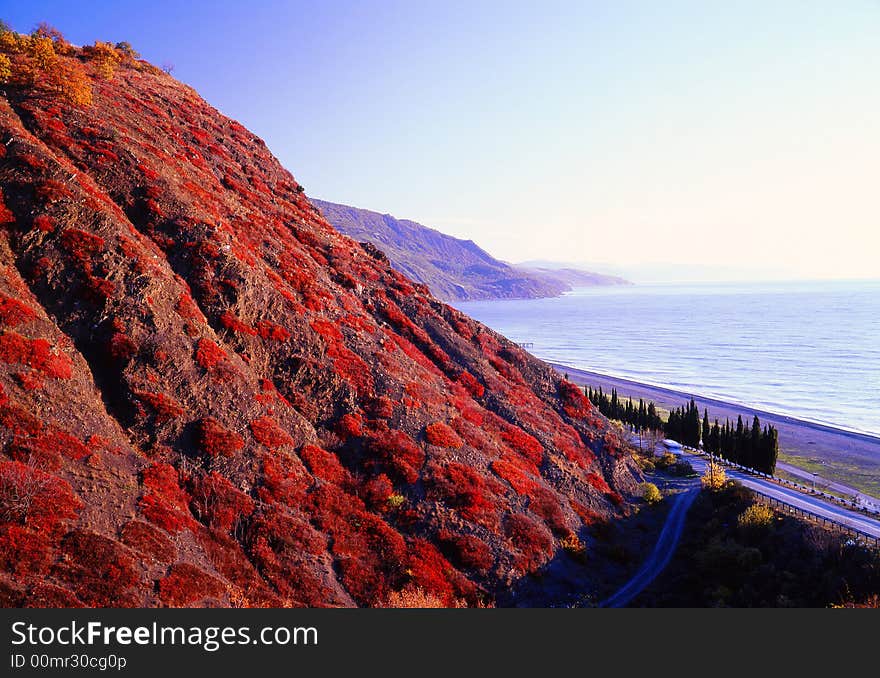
[517,267,630,288]
[313,199,628,301]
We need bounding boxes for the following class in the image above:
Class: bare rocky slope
[313,199,627,301]
[0,32,640,607]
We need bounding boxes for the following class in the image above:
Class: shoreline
[550,362,880,500]
[551,362,880,444]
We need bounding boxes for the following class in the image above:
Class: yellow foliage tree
[737,503,774,529]
[700,461,727,490]
[0,54,10,83]
[0,31,28,54]
[84,41,121,80]
[52,60,93,107]
[29,36,57,71]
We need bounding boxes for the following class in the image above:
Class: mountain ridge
[313,198,628,301]
[0,29,639,607]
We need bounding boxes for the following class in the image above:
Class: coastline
[550,362,880,499]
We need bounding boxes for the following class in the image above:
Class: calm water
[456,280,880,437]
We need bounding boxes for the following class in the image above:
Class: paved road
[601,488,700,608]
[683,452,880,539]
[774,460,880,511]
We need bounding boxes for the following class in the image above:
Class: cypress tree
[647,402,660,430]
[750,416,761,470]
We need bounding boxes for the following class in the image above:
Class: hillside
[0,29,639,608]
[313,199,626,301]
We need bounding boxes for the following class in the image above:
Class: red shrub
[366,430,425,484]
[57,531,141,607]
[35,180,73,203]
[26,430,91,462]
[368,396,395,419]
[528,485,569,535]
[132,389,185,423]
[139,462,195,533]
[406,538,474,606]
[425,421,463,449]
[259,452,312,506]
[256,321,290,341]
[18,153,47,170]
[335,412,363,439]
[500,426,544,468]
[361,473,394,509]
[14,371,44,391]
[586,472,611,494]
[0,331,73,379]
[24,583,84,608]
[436,530,494,572]
[0,294,38,327]
[0,525,53,576]
[457,370,484,398]
[569,499,602,526]
[108,332,137,361]
[330,344,374,396]
[306,484,408,604]
[504,513,553,574]
[159,563,226,607]
[220,311,257,336]
[558,380,592,416]
[175,293,202,321]
[250,416,294,449]
[0,402,43,437]
[196,417,245,457]
[195,338,227,369]
[299,444,349,485]
[429,462,499,530]
[190,472,255,532]
[0,192,14,225]
[0,461,82,533]
[60,228,105,260]
[33,215,55,233]
[491,458,540,495]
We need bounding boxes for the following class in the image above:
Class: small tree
[52,60,92,107]
[737,503,774,530]
[641,482,662,504]
[700,461,726,490]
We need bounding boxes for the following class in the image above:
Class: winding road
[601,448,880,607]
[601,487,699,608]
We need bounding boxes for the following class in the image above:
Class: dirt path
[601,487,700,608]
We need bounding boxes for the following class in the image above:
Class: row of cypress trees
[586,387,779,475]
[586,386,663,431]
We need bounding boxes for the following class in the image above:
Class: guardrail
[751,490,880,550]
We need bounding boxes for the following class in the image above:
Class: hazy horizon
[6,1,878,281]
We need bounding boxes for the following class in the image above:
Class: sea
[455,280,880,438]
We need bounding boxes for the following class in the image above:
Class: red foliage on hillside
[424,421,463,449]
[196,417,245,457]
[0,30,638,608]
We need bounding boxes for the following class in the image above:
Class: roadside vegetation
[635,481,880,607]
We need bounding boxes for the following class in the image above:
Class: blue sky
[3,1,878,280]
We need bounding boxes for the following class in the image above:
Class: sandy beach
[551,362,880,499]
